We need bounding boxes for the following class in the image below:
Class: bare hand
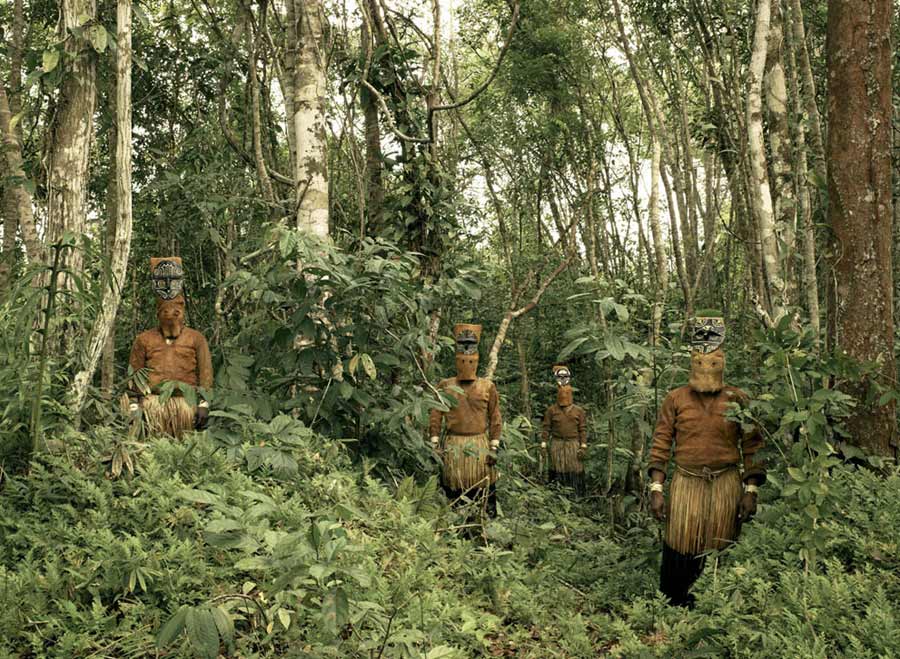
[738,492,757,522]
[485,450,498,467]
[650,491,666,521]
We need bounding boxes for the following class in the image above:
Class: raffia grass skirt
[442,433,497,491]
[549,438,584,474]
[120,394,195,438]
[666,466,742,555]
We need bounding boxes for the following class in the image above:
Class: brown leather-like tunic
[648,385,765,482]
[128,327,214,392]
[541,404,587,443]
[428,377,502,442]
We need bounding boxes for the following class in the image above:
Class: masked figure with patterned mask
[124,257,214,437]
[428,323,503,518]
[540,365,588,494]
[648,312,765,607]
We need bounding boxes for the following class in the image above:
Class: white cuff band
[489,439,500,450]
[430,436,439,445]
[579,443,587,449]
[129,403,139,412]
[744,484,759,494]
[540,442,546,449]
[198,400,210,409]
[649,482,664,493]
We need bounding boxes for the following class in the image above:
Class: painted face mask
[553,365,574,406]
[151,257,184,302]
[454,323,482,381]
[690,316,725,354]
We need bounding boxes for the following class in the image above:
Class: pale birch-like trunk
[747,0,786,325]
[70,0,133,417]
[45,0,98,277]
[291,0,329,238]
[789,0,826,182]
[765,0,797,306]
[516,336,532,422]
[648,136,667,345]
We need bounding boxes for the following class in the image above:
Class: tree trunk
[70,0,133,418]
[789,0,826,183]
[45,0,98,278]
[784,0,821,340]
[290,0,329,238]
[516,336,532,422]
[359,16,384,234]
[765,0,797,307]
[0,85,39,263]
[747,0,786,325]
[649,136,668,345]
[826,0,896,455]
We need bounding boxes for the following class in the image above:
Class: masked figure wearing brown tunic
[428,323,502,517]
[124,257,214,437]
[541,365,588,493]
[648,313,765,607]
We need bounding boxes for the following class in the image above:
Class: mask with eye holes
[453,323,482,381]
[552,364,574,406]
[688,313,726,393]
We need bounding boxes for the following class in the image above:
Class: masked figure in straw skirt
[648,313,765,607]
[541,365,588,494]
[124,257,214,438]
[429,323,503,518]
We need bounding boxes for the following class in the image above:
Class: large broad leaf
[321,587,350,636]
[604,334,627,361]
[157,606,189,648]
[177,489,220,505]
[186,608,220,659]
[557,336,590,361]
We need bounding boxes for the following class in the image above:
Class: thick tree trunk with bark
[45,0,98,276]
[826,0,896,455]
[70,0,133,417]
[290,0,329,238]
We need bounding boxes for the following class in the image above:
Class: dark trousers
[660,543,706,608]
[442,483,497,519]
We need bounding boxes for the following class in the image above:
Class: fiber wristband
[649,482,664,493]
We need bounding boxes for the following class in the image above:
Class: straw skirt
[442,433,497,491]
[121,394,196,438]
[665,467,742,555]
[549,438,584,474]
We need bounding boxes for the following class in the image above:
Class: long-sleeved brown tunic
[541,404,587,443]
[128,327,214,392]
[428,377,502,442]
[648,385,765,483]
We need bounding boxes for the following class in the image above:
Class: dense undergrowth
[1,422,898,658]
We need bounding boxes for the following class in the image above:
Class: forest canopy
[0,0,899,655]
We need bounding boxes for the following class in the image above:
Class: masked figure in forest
[648,312,765,607]
[541,365,588,494]
[429,323,503,518]
[124,257,214,437]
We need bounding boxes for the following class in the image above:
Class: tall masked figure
[428,323,503,518]
[648,313,765,607]
[124,258,214,437]
[541,365,588,494]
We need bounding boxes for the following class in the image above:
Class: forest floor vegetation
[1,425,898,658]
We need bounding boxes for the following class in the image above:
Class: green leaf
[186,608,220,659]
[42,50,60,73]
[360,353,377,380]
[604,334,626,361]
[211,607,234,652]
[177,488,220,505]
[157,605,189,648]
[88,25,108,52]
[557,336,589,361]
[321,587,349,636]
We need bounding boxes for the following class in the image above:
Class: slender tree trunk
[826,0,895,455]
[248,11,276,206]
[765,0,797,307]
[359,16,384,234]
[45,0,98,278]
[649,136,668,345]
[784,0,821,340]
[0,84,39,260]
[789,0,826,182]
[516,336,532,422]
[290,0,329,238]
[70,0,133,417]
[747,0,786,325]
